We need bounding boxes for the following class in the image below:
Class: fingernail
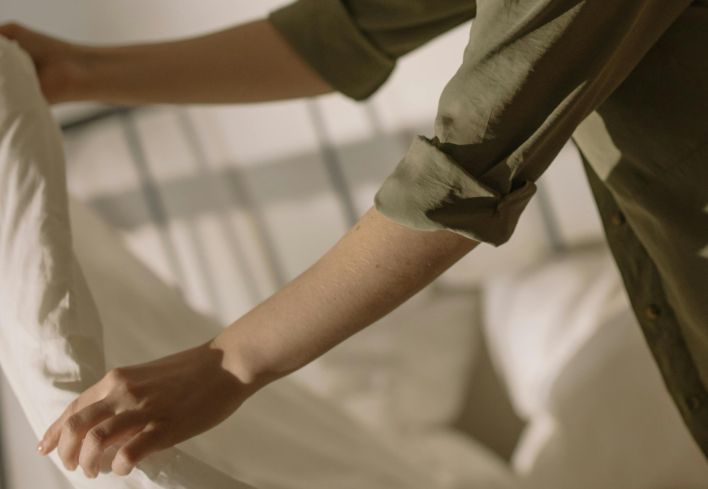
[36,443,44,454]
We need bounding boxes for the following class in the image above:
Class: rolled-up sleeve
[373,0,693,246]
[268,0,476,101]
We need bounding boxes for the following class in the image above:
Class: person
[1,0,706,480]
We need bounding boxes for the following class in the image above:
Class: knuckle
[65,414,83,435]
[114,382,142,406]
[119,447,139,466]
[138,396,160,412]
[87,427,109,446]
[153,420,172,436]
[122,380,141,397]
[106,367,128,384]
[147,424,172,449]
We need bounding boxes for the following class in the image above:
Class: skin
[0,19,480,479]
[0,19,333,104]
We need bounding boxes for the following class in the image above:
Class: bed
[1,29,707,489]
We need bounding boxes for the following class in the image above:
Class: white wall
[1,0,284,43]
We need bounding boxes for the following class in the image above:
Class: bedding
[0,32,249,489]
[482,244,708,488]
[290,286,482,433]
[0,36,517,489]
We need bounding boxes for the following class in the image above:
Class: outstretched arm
[212,205,479,385]
[36,205,478,478]
[0,19,334,105]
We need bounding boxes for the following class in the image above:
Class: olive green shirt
[268,0,708,457]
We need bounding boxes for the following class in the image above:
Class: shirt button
[687,395,703,412]
[610,210,626,226]
[644,303,661,320]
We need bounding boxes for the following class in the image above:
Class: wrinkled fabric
[483,245,708,487]
[0,36,518,489]
[571,2,708,457]
[371,0,693,246]
[0,34,254,489]
[268,0,708,457]
[268,0,476,100]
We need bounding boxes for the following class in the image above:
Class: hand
[36,340,258,479]
[0,22,89,104]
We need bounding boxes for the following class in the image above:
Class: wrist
[61,44,101,103]
[208,327,284,393]
[39,42,96,104]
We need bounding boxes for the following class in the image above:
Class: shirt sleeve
[267,0,477,101]
[372,0,693,247]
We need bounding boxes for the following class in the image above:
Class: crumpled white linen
[0,33,253,489]
[0,36,518,489]
[482,244,708,488]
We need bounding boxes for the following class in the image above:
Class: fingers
[38,396,85,456]
[0,22,24,40]
[40,368,127,455]
[56,399,114,471]
[38,402,73,457]
[113,425,170,476]
[78,410,147,479]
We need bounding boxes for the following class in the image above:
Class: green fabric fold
[268,0,396,101]
[374,135,537,246]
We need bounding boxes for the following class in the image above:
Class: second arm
[0,18,334,105]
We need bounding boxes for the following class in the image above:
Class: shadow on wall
[82,130,411,231]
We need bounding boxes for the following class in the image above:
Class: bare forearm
[211,205,479,388]
[71,18,333,105]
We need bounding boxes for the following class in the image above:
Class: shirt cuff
[268,0,396,101]
[373,135,538,246]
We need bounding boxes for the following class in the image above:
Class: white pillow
[287,287,519,489]
[291,286,482,433]
[482,244,708,488]
[482,245,628,419]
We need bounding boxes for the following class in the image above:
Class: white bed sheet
[0,36,517,489]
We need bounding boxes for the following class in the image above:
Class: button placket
[686,394,703,413]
